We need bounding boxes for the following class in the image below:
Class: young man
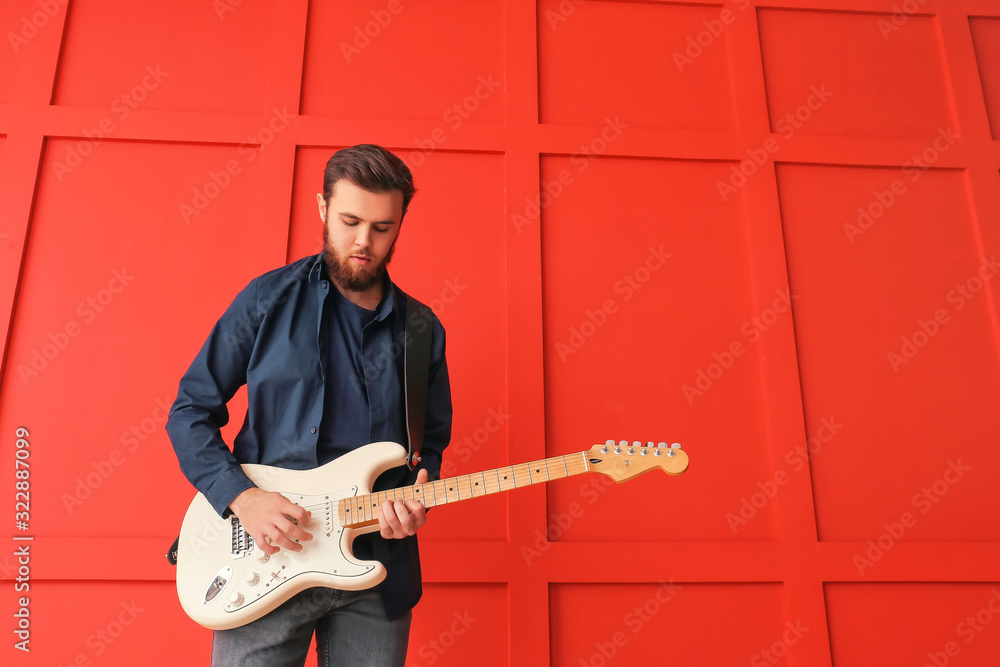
[167,144,452,666]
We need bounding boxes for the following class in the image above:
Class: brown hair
[322,144,417,219]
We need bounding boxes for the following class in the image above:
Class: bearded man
[167,144,452,666]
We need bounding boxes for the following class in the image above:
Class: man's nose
[354,225,372,249]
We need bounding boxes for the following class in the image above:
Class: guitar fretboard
[338,451,591,528]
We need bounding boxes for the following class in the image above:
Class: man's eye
[374,226,390,233]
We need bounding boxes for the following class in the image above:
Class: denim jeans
[210,587,412,667]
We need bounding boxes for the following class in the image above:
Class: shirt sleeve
[165,278,260,517]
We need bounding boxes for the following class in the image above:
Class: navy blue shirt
[166,252,452,618]
[318,283,403,466]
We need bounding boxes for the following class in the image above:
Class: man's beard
[322,223,395,293]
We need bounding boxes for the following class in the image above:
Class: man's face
[317,179,403,294]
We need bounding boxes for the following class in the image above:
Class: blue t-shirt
[317,287,379,464]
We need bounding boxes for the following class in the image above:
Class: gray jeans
[210,587,412,667]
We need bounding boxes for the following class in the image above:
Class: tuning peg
[669,443,682,450]
[667,442,681,458]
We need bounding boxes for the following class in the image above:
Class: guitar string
[293,454,577,518]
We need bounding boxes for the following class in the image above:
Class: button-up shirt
[166,252,452,618]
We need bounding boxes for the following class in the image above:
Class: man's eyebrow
[337,212,397,225]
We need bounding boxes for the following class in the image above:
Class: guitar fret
[337,450,613,528]
[474,472,486,496]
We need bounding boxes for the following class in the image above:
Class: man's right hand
[229,487,313,555]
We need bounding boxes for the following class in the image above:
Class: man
[166,144,452,666]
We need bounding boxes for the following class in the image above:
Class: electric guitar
[175,439,689,629]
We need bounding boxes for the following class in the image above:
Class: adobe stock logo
[843,126,958,245]
[554,245,671,363]
[715,85,833,202]
[887,255,1000,373]
[878,0,929,40]
[682,289,798,404]
[511,116,629,234]
[6,0,68,53]
[17,268,136,385]
[51,65,170,182]
[339,0,410,63]
[408,74,501,167]
[853,459,971,575]
[672,0,752,73]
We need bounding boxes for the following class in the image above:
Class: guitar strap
[403,294,433,471]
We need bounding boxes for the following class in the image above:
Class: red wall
[2,1,1000,665]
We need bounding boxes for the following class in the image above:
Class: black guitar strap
[403,294,433,471]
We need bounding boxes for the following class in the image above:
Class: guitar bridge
[231,516,254,558]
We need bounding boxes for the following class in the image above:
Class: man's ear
[316,192,326,223]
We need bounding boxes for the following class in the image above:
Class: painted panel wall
[1,1,998,665]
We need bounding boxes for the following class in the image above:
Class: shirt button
[310,427,317,434]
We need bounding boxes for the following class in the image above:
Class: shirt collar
[309,252,398,322]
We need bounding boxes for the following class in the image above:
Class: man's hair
[322,144,417,219]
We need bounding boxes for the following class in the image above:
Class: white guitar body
[176,436,690,630]
[176,441,407,630]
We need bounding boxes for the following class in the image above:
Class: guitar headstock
[585,440,689,482]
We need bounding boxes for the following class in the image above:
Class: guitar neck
[338,451,592,529]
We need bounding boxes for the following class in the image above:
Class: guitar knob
[246,572,259,586]
[257,553,270,564]
[229,592,244,607]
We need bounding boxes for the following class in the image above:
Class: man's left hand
[378,468,429,539]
